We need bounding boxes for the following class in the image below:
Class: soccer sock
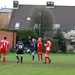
[3,56,6,63]
[47,57,50,61]
[32,55,34,60]
[16,56,19,61]
[21,56,23,63]
[44,57,47,62]
[38,53,40,60]
[41,53,43,60]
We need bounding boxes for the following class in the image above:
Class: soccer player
[37,37,43,61]
[29,38,37,60]
[0,36,9,64]
[15,38,24,63]
[43,38,52,64]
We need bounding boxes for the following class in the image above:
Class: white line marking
[0,63,16,70]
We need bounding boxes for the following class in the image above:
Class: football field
[0,52,75,75]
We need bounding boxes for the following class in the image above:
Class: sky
[0,0,75,9]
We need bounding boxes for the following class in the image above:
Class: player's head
[19,38,22,41]
[47,37,50,41]
[4,36,7,40]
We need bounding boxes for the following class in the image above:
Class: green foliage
[51,39,58,53]
[16,29,38,45]
[52,28,67,53]
[0,28,38,45]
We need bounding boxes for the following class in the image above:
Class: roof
[0,8,12,13]
[8,5,75,31]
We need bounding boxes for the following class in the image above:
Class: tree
[28,6,54,37]
[52,28,67,53]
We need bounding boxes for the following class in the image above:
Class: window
[15,22,20,29]
[53,24,60,30]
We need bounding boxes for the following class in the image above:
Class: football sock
[45,57,47,62]
[21,56,23,63]
[38,53,40,60]
[41,53,43,60]
[32,55,34,60]
[16,56,19,61]
[3,56,6,63]
[47,57,50,62]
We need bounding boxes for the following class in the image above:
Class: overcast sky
[0,0,75,9]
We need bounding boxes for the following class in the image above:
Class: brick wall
[0,13,9,28]
[0,30,16,49]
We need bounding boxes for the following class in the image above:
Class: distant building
[0,1,75,32]
[7,1,75,32]
[0,8,12,28]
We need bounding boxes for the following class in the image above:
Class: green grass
[0,52,75,75]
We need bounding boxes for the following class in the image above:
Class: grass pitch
[0,52,75,75]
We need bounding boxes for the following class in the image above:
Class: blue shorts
[30,50,36,54]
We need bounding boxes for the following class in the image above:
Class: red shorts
[38,50,42,52]
[45,50,50,54]
[0,49,7,55]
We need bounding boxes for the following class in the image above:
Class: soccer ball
[27,49,30,52]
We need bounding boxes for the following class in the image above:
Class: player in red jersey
[37,37,43,61]
[43,38,52,64]
[0,36,9,63]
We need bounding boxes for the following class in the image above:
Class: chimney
[13,0,19,9]
[46,1,54,8]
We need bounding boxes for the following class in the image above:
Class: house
[8,1,75,32]
[0,8,12,28]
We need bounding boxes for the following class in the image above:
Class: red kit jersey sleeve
[0,40,9,50]
[45,41,52,51]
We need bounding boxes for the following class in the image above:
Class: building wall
[0,31,16,49]
[0,12,8,28]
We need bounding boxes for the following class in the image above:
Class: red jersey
[45,41,52,51]
[45,41,52,54]
[37,38,43,51]
[0,40,9,51]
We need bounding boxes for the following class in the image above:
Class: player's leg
[40,51,43,60]
[38,51,40,61]
[16,54,19,63]
[46,55,51,63]
[20,50,24,63]
[3,50,7,63]
[32,52,34,60]
[45,51,51,63]
[20,54,23,63]
[43,54,48,63]
[0,49,2,60]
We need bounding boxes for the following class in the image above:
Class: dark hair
[19,38,22,41]
[4,36,7,39]
[47,37,50,40]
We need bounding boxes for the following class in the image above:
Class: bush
[51,39,58,53]
[15,29,38,45]
[52,28,67,53]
